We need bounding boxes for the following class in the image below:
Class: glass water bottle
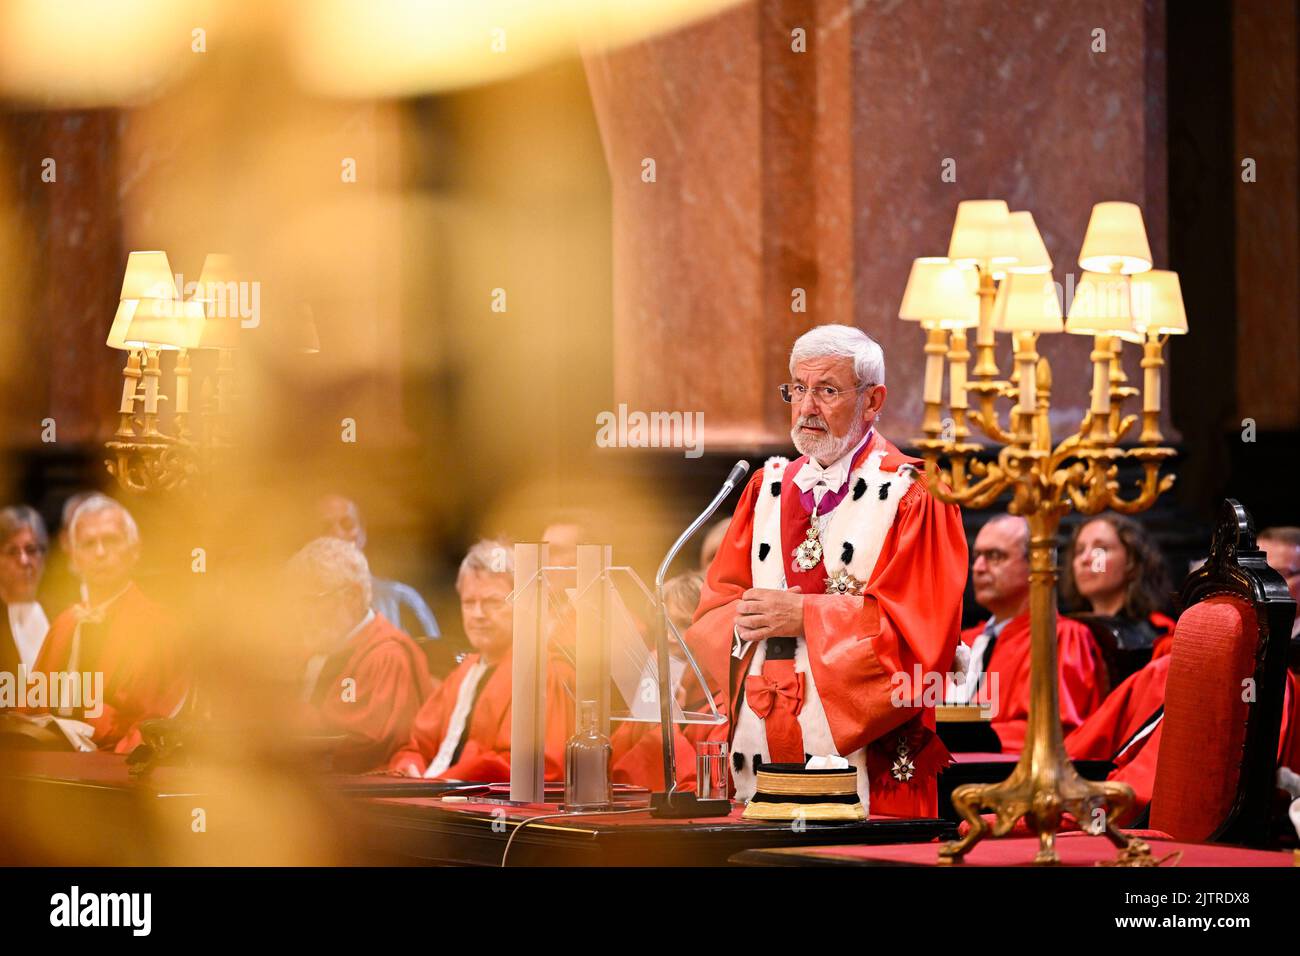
[564,700,613,811]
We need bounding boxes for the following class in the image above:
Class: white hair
[68,494,139,548]
[288,536,373,607]
[457,538,513,590]
[789,324,885,387]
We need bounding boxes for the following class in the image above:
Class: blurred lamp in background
[105,251,238,493]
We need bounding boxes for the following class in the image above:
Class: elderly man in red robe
[686,324,968,817]
[953,513,1108,752]
[290,536,432,772]
[391,539,572,781]
[27,494,187,752]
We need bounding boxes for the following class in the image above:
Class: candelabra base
[937,748,1145,865]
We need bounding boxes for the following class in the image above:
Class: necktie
[980,625,999,673]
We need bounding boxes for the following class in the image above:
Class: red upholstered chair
[1148,500,1297,846]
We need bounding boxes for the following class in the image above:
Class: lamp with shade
[899,257,978,440]
[899,199,1188,866]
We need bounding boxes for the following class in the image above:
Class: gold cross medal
[792,524,823,572]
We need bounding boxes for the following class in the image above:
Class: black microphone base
[649,791,733,819]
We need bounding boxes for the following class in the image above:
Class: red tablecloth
[778,834,1296,867]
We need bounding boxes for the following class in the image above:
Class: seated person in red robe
[1061,513,1177,659]
[1068,651,1300,823]
[27,494,187,752]
[390,540,573,781]
[289,537,432,772]
[951,514,1108,753]
[1065,654,1170,819]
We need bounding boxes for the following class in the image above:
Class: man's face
[0,527,46,603]
[788,356,885,463]
[459,570,513,662]
[971,519,1029,615]
[319,496,364,549]
[70,509,138,591]
[292,580,366,653]
[1261,539,1300,605]
[542,523,583,570]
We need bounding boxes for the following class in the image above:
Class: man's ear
[865,384,887,422]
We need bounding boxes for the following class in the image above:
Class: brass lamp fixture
[105,251,240,493]
[899,200,1187,865]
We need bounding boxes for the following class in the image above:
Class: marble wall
[586,0,1170,449]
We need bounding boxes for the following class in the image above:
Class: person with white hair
[685,323,968,817]
[27,494,187,752]
[288,536,433,772]
[390,539,573,781]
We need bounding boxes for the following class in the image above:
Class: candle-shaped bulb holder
[921,327,948,439]
[972,267,1001,379]
[1139,333,1166,445]
[114,348,144,438]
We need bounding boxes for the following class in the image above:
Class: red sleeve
[436,660,573,783]
[611,720,698,791]
[1066,655,1171,760]
[800,482,967,755]
[322,643,428,772]
[682,472,764,693]
[389,666,460,773]
[97,611,190,751]
[1055,618,1110,737]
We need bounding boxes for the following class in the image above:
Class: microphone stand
[649,459,749,818]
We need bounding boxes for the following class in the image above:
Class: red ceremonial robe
[685,431,967,817]
[28,582,188,752]
[390,650,573,781]
[960,611,1108,753]
[305,613,433,772]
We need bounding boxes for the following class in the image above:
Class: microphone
[655,459,750,589]
[649,459,750,818]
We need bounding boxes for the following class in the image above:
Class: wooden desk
[357,796,957,867]
[0,751,472,864]
[732,833,1299,867]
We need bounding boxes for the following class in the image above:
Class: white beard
[791,416,868,464]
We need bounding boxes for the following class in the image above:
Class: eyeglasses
[972,548,1021,567]
[779,383,872,405]
[1,544,46,561]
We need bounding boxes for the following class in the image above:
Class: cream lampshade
[1001,211,1052,276]
[1129,269,1188,336]
[898,257,979,328]
[106,300,139,350]
[1077,201,1153,274]
[118,250,177,301]
[1065,272,1141,340]
[124,296,205,350]
[947,200,1015,267]
[992,272,1063,333]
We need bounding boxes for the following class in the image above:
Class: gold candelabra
[103,251,241,494]
[900,201,1187,865]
